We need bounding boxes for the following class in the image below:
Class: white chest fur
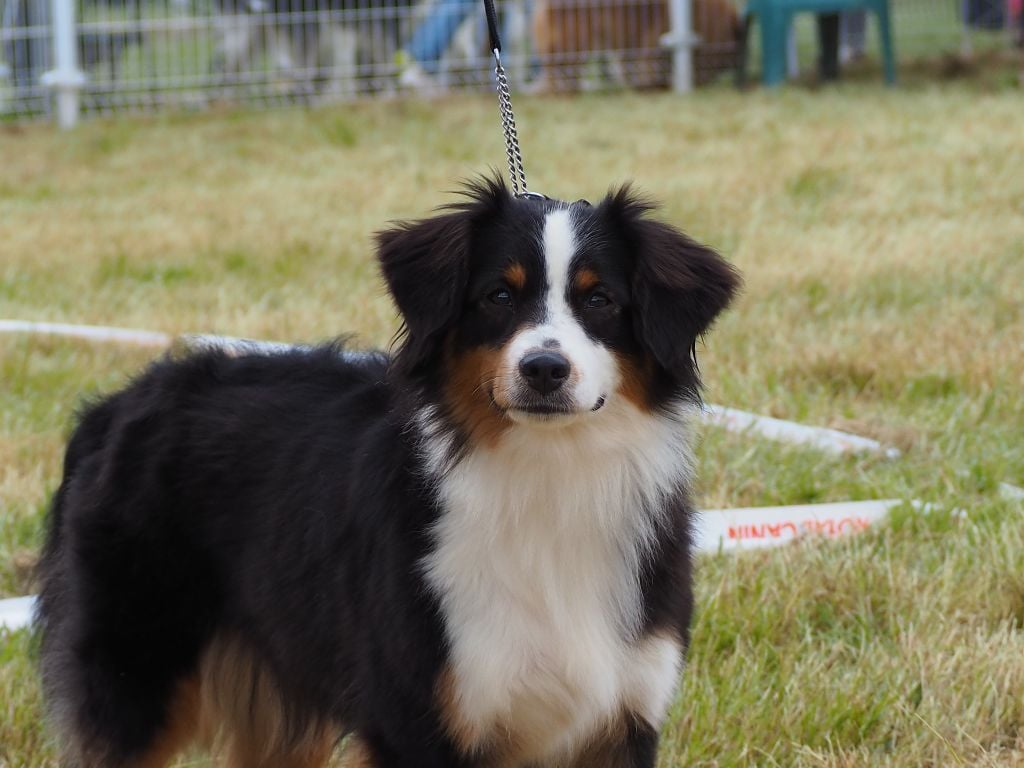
[419,401,693,764]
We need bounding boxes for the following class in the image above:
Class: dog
[36,178,740,767]
[531,0,742,91]
[211,0,417,97]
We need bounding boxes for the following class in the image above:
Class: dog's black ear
[377,209,471,373]
[377,177,509,375]
[601,186,741,396]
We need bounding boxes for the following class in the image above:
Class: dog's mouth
[516,403,572,416]
[490,389,606,422]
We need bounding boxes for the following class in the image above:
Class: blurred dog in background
[210,0,418,96]
[531,0,741,90]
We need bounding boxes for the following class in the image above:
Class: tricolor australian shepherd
[37,178,740,767]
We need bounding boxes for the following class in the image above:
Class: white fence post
[662,0,696,93]
[40,0,85,128]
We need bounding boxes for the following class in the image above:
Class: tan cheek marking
[444,341,512,449]
[503,263,527,291]
[614,352,656,411]
[574,268,601,294]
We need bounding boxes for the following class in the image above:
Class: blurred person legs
[839,8,865,63]
[400,0,477,90]
[210,0,366,100]
[400,0,536,91]
[786,23,798,77]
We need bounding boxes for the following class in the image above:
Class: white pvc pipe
[182,335,386,367]
[0,596,35,633]
[695,498,903,553]
[0,320,171,347]
[183,333,312,356]
[1001,483,1024,502]
[2,320,900,457]
[700,404,901,459]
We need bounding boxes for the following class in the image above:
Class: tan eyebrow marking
[503,263,527,291]
[574,268,600,293]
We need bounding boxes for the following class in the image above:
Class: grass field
[2,85,1024,766]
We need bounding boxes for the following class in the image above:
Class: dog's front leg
[566,713,659,768]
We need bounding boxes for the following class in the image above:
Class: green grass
[2,86,1024,765]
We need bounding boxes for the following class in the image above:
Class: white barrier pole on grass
[0,596,35,633]
[700,404,902,459]
[694,499,904,553]
[0,320,171,347]
[40,0,85,129]
[0,320,903,457]
[1001,483,1024,502]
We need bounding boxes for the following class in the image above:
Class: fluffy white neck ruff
[417,397,694,763]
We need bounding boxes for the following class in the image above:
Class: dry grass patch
[1,86,1023,765]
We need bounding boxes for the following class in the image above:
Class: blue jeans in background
[840,9,867,57]
[407,0,535,75]
[407,0,479,73]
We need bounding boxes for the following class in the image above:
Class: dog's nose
[519,351,570,395]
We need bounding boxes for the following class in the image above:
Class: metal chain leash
[492,51,528,196]
[483,0,530,197]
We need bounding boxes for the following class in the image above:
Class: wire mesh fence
[2,0,52,116]
[0,0,1019,122]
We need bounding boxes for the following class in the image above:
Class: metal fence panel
[1,0,1018,123]
[2,0,52,116]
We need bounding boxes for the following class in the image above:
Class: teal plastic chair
[741,0,896,86]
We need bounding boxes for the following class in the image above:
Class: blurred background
[2,0,1024,765]
[1,0,1022,120]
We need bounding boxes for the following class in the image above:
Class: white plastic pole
[1001,483,1024,502]
[40,0,85,129]
[663,0,695,93]
[700,404,902,459]
[0,320,171,346]
[695,499,904,553]
[0,595,35,633]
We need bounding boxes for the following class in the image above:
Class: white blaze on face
[504,207,618,416]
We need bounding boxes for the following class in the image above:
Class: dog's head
[377,177,740,445]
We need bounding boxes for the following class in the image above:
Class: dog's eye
[488,288,513,307]
[585,292,611,309]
